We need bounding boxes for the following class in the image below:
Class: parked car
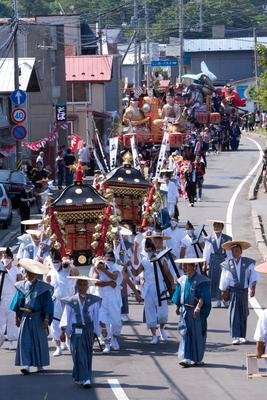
[0,183,12,228]
[0,169,34,208]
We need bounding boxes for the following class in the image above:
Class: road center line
[226,136,263,317]
[108,379,131,400]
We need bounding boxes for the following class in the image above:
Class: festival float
[104,152,151,226]
[120,61,246,150]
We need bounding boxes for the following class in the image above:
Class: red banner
[70,134,82,152]
[22,123,67,152]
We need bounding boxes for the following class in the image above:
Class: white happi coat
[0,263,20,341]
[219,258,259,291]
[160,180,179,216]
[203,233,232,263]
[48,267,76,340]
[141,255,168,328]
[163,227,185,258]
[181,233,205,258]
[98,262,123,337]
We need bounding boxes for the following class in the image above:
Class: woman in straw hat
[60,276,101,388]
[10,258,53,375]
[0,248,22,350]
[219,241,259,345]
[172,258,211,367]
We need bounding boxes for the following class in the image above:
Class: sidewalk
[250,170,267,262]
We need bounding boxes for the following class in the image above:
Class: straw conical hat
[221,241,251,251]
[21,219,42,225]
[67,275,99,282]
[175,258,205,264]
[25,229,42,237]
[255,262,267,273]
[19,258,49,275]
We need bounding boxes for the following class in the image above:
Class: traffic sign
[11,108,26,123]
[150,60,179,67]
[10,89,27,106]
[11,125,27,140]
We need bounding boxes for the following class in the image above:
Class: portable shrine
[46,163,108,266]
[104,152,151,225]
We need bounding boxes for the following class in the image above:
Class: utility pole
[13,0,21,169]
[253,27,258,87]
[144,0,150,90]
[98,16,102,55]
[199,0,203,32]
[133,0,138,88]
[178,0,184,80]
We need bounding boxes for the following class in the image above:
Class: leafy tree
[255,44,267,109]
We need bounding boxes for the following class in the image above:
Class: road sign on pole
[150,60,179,67]
[11,108,26,123]
[10,89,27,106]
[11,125,27,140]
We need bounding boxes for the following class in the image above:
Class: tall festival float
[120,61,246,151]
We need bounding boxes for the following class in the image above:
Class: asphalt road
[1,133,267,400]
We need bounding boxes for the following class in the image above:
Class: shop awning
[0,58,40,93]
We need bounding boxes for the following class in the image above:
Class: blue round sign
[10,89,27,106]
[12,125,27,140]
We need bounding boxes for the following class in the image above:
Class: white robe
[98,263,123,338]
[48,267,75,340]
[0,263,20,341]
[141,257,168,329]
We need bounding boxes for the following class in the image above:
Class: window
[67,83,92,104]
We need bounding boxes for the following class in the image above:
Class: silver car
[0,183,12,228]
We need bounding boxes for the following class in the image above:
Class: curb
[248,165,263,200]
[251,210,267,262]
[247,135,267,261]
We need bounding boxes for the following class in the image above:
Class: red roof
[65,55,113,83]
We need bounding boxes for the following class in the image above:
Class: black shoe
[21,368,30,375]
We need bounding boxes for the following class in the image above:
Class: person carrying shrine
[160,169,179,217]
[172,258,211,368]
[10,259,53,375]
[219,241,259,345]
[46,249,76,357]
[202,220,232,308]
[131,237,172,344]
[93,251,123,353]
[60,276,101,388]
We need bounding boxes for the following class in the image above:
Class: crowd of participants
[1,118,267,388]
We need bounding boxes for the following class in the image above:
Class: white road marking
[225,137,263,317]
[225,137,263,238]
[108,379,130,400]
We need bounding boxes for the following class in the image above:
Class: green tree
[255,44,267,109]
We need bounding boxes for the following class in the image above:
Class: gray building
[0,19,66,169]
[183,36,267,83]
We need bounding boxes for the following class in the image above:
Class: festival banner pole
[155,129,170,178]
[109,137,119,170]
[130,135,141,170]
